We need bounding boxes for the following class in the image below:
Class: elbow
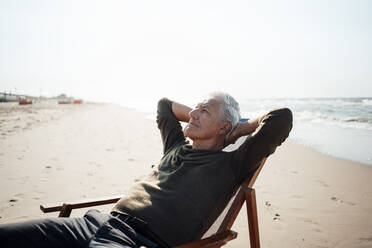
[157,97,172,124]
[276,108,293,142]
[157,97,173,113]
[158,97,170,108]
[264,107,293,142]
[267,108,292,125]
[278,107,293,128]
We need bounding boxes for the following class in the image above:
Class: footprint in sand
[359,236,372,243]
[330,196,355,206]
[302,218,323,233]
[273,213,280,221]
[264,201,282,221]
[317,180,330,187]
[303,218,318,226]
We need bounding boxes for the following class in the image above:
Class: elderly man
[0,92,292,248]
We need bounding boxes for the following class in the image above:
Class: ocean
[128,97,372,166]
[239,98,372,165]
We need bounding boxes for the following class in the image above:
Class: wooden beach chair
[40,158,267,248]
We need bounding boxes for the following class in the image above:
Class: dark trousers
[0,210,161,248]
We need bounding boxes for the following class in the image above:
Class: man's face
[184,97,227,141]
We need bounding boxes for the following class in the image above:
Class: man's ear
[219,122,232,135]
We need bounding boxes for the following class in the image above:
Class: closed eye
[202,107,210,114]
[195,103,210,114]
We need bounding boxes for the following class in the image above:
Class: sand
[1,102,372,248]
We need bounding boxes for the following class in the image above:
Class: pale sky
[0,0,371,109]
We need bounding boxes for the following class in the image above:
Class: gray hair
[208,91,241,132]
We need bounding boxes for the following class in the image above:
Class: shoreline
[1,102,372,247]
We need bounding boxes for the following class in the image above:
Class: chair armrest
[176,230,237,248]
[40,194,123,214]
[41,198,238,247]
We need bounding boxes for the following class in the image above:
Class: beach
[1,102,372,248]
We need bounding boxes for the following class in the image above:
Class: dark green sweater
[112,98,292,246]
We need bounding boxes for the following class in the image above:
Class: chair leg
[245,188,260,248]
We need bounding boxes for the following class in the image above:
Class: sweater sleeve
[231,108,293,183]
[156,98,186,154]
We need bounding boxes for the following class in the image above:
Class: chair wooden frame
[40,158,267,248]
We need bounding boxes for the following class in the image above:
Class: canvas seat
[40,158,267,248]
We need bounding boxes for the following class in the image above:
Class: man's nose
[189,109,199,119]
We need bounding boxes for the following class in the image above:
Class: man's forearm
[238,116,264,136]
[225,115,265,146]
[171,102,192,123]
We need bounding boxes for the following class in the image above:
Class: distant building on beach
[56,93,83,104]
[56,93,73,104]
[0,92,20,102]
[0,92,83,104]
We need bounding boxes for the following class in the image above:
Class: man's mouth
[189,121,199,128]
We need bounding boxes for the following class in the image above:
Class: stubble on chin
[184,124,197,140]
